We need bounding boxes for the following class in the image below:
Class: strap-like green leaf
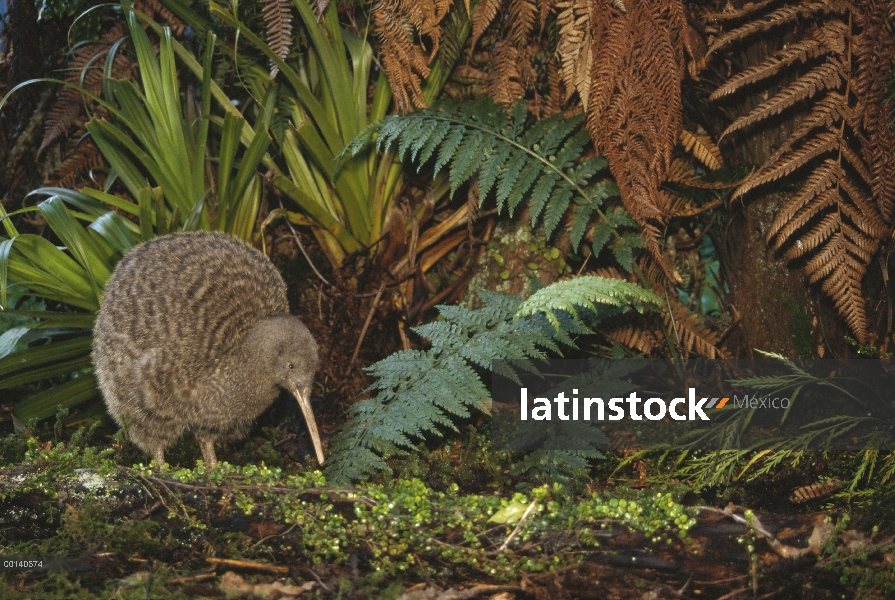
[11,373,99,427]
[0,336,93,382]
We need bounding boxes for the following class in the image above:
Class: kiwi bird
[92,232,324,469]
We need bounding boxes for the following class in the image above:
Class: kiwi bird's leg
[153,448,166,471]
[287,381,325,465]
[197,437,218,469]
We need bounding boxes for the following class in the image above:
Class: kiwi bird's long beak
[288,380,325,465]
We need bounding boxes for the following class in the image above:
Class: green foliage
[817,514,895,596]
[341,98,642,271]
[282,480,693,579]
[35,0,105,39]
[387,424,514,493]
[505,359,648,485]
[0,5,273,427]
[325,289,551,484]
[0,412,116,505]
[208,0,471,267]
[84,7,270,240]
[0,192,125,425]
[36,0,91,20]
[325,278,658,485]
[638,352,895,518]
[516,275,661,331]
[0,284,47,360]
[118,463,695,580]
[0,444,695,590]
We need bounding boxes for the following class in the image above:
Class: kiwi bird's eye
[288,363,294,369]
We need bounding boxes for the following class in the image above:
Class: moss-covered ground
[1,415,894,599]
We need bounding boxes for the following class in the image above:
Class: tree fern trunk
[709,25,832,358]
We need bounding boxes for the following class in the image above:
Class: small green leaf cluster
[387,424,514,493]
[268,477,696,579]
[122,463,694,580]
[817,514,895,595]
[540,488,696,546]
[487,236,572,281]
[737,508,759,563]
[3,448,695,585]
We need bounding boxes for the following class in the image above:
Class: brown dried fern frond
[41,96,83,156]
[733,131,839,200]
[705,1,844,61]
[471,0,555,49]
[596,265,726,358]
[679,129,723,170]
[470,0,502,49]
[665,159,746,192]
[468,0,557,107]
[505,0,539,46]
[660,189,723,218]
[665,294,725,358]
[606,295,725,358]
[608,322,663,355]
[39,22,130,156]
[758,93,856,170]
[471,0,561,108]
[707,0,784,24]
[556,0,592,107]
[484,40,531,105]
[134,0,186,36]
[374,0,455,111]
[260,0,293,79]
[540,61,564,117]
[659,189,694,216]
[710,21,847,102]
[852,4,895,222]
[721,60,846,139]
[709,1,895,342]
[587,0,688,278]
[49,129,106,189]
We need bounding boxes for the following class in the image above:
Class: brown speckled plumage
[92,232,323,469]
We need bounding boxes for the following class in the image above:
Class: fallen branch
[695,504,811,559]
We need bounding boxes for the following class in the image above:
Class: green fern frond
[515,276,662,331]
[326,290,543,484]
[501,359,646,483]
[338,99,641,269]
[417,120,452,165]
[325,277,659,484]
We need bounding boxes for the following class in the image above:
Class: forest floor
[2,227,894,599]
[1,426,890,599]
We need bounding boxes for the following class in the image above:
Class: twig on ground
[167,572,216,585]
[346,282,386,373]
[277,198,331,286]
[498,500,537,552]
[206,557,288,574]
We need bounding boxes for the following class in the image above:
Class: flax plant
[209,0,469,267]
[0,4,270,426]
